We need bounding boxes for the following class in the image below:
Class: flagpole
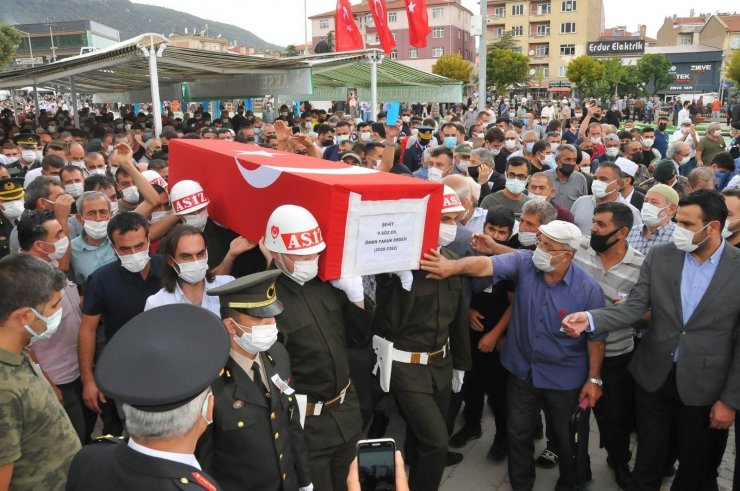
[478,0,487,109]
[370,50,379,119]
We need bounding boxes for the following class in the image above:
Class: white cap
[442,185,466,213]
[141,170,167,190]
[615,157,638,178]
[539,220,582,250]
[170,179,209,215]
[264,205,326,255]
[680,118,692,125]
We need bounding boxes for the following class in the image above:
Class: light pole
[44,16,57,62]
[15,29,35,68]
[478,0,487,108]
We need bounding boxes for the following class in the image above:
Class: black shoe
[535,448,559,469]
[445,451,463,466]
[613,462,634,490]
[449,425,482,448]
[487,436,507,462]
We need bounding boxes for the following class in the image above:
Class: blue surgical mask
[443,136,457,149]
[525,142,534,154]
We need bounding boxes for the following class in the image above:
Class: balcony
[487,16,506,24]
[530,2,552,16]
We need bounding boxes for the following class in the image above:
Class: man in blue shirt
[421,220,606,491]
[653,116,670,159]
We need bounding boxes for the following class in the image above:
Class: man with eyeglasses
[479,157,532,218]
[420,220,606,491]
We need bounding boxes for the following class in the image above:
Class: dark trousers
[461,331,508,437]
[393,382,451,491]
[593,352,634,464]
[57,377,96,444]
[630,368,728,491]
[734,426,738,491]
[507,374,583,491]
[307,438,358,491]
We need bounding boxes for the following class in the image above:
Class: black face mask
[559,164,575,176]
[419,137,431,146]
[322,140,333,147]
[630,152,644,165]
[589,227,621,253]
[658,123,667,131]
[468,166,479,181]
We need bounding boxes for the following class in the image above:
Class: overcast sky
[131,0,735,47]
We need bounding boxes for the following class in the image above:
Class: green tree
[489,31,518,51]
[565,55,606,97]
[284,44,300,57]
[486,48,530,93]
[725,49,740,86]
[432,53,473,83]
[326,31,335,52]
[600,57,627,97]
[635,53,673,96]
[0,24,22,67]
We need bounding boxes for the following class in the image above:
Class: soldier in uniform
[372,186,472,491]
[263,205,374,491]
[66,304,228,491]
[197,270,313,491]
[402,126,436,172]
[5,133,40,179]
[0,177,24,258]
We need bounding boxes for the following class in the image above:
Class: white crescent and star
[408,1,416,13]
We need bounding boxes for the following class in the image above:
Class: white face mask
[458,160,470,172]
[21,149,37,162]
[110,201,119,216]
[336,134,350,143]
[64,182,84,197]
[410,128,419,136]
[402,116,411,123]
[174,257,209,284]
[122,186,140,203]
[679,156,690,165]
[681,127,690,134]
[233,321,278,354]
[43,236,70,260]
[151,210,171,223]
[642,138,654,147]
[1,199,24,221]
[518,231,538,247]
[504,139,517,150]
[183,209,209,231]
[438,222,457,246]
[24,307,63,345]
[490,147,501,156]
[83,219,109,240]
[590,137,602,145]
[88,167,107,176]
[532,247,565,273]
[117,248,151,273]
[591,179,616,199]
[69,160,85,168]
[529,193,548,202]
[505,178,527,195]
[605,147,619,158]
[722,218,739,239]
[360,132,372,142]
[279,254,319,285]
[672,223,711,252]
[428,167,443,182]
[640,203,668,227]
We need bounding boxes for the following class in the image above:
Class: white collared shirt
[128,438,202,470]
[144,275,234,316]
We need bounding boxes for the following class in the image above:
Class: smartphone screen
[358,439,395,491]
[386,102,400,127]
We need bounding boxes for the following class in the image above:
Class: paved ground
[380,402,736,491]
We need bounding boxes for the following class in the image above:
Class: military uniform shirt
[0,348,81,490]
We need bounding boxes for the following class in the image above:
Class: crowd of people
[0,92,739,491]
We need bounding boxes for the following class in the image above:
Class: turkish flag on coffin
[336,0,365,52]
[405,0,431,48]
[168,140,443,281]
[368,0,396,55]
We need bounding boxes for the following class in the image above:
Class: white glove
[299,485,314,491]
[452,369,465,393]
[395,270,413,292]
[330,276,364,303]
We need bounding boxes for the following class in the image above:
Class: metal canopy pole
[478,0,487,109]
[69,76,79,128]
[33,82,40,125]
[368,51,383,120]
[141,35,164,136]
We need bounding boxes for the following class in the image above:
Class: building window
[512,47,523,54]
[432,47,444,58]
[534,45,549,57]
[561,0,577,11]
[558,65,567,77]
[679,34,692,45]
[512,4,524,16]
[392,32,397,41]
[494,27,505,37]
[493,6,505,17]
[536,24,550,36]
[432,27,445,39]
[390,50,397,59]
[432,7,445,18]
[535,66,549,77]
[512,25,523,36]
[560,43,575,55]
[388,11,397,23]
[536,3,551,15]
[319,19,329,29]
[560,22,576,34]
[409,48,418,59]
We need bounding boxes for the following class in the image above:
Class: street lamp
[44,16,57,62]
[15,29,34,68]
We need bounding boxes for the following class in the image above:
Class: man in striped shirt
[573,201,644,490]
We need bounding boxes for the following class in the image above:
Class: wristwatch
[588,377,603,386]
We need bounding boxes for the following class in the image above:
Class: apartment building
[486,0,604,86]
[309,0,476,73]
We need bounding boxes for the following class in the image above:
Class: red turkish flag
[405,0,431,48]
[335,0,364,51]
[368,0,396,55]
